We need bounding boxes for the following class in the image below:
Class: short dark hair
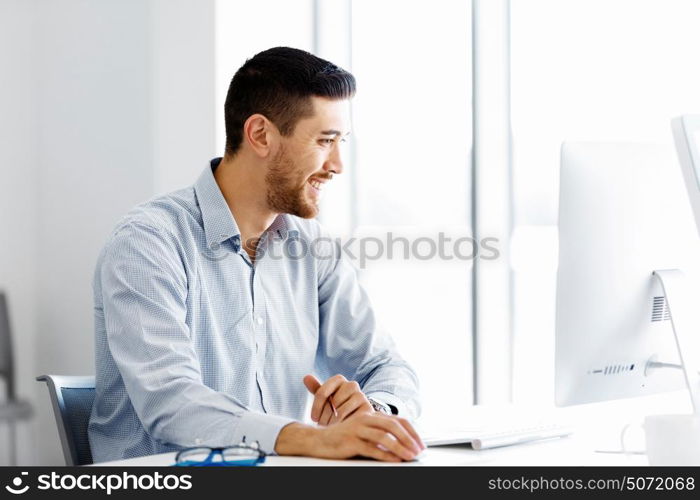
[224,47,356,157]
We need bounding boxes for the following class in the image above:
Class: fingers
[313,414,423,462]
[341,404,367,423]
[361,414,423,455]
[396,416,426,450]
[357,427,417,461]
[330,380,361,408]
[303,374,321,395]
[335,392,372,422]
[358,440,403,462]
[310,374,346,422]
[316,378,369,425]
[318,398,336,426]
[304,374,335,425]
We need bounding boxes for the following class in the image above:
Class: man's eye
[320,138,335,145]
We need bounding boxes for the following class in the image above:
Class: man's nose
[324,144,345,175]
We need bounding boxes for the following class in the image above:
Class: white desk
[94,434,649,467]
[94,396,695,467]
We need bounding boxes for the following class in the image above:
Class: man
[88,47,423,463]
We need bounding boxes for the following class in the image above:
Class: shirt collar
[268,211,292,241]
[194,158,292,250]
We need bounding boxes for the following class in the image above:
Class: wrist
[274,422,319,456]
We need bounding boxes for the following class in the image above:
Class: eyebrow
[319,130,351,137]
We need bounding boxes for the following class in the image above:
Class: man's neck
[214,154,278,260]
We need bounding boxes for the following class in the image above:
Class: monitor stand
[652,269,700,414]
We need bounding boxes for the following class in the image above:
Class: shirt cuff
[230,411,297,455]
[365,391,407,418]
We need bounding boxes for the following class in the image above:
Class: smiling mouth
[308,178,326,191]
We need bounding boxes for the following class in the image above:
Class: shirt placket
[251,238,270,413]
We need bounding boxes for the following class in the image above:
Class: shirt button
[256,316,263,325]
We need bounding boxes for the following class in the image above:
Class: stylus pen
[326,394,338,419]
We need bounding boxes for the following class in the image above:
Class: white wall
[0,0,39,465]
[153,0,217,193]
[33,0,156,465]
[0,0,216,465]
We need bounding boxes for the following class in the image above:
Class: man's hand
[304,374,374,425]
[275,413,426,462]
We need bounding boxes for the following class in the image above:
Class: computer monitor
[672,115,700,235]
[555,142,700,408]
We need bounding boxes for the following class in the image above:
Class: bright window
[348,0,474,423]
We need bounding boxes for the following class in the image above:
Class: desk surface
[90,389,696,467]
[94,434,649,467]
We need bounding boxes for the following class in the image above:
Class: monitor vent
[594,364,635,375]
[651,296,670,322]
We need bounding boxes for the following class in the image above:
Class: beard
[265,146,319,219]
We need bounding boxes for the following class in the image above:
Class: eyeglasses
[174,445,266,467]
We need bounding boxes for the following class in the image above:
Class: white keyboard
[422,422,574,450]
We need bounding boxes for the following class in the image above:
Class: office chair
[0,292,33,465]
[36,374,95,466]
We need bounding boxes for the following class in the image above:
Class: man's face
[265,96,351,218]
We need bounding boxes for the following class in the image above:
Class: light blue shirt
[88,158,420,462]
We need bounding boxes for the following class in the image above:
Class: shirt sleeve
[315,236,421,420]
[99,221,295,454]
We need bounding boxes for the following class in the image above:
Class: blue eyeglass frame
[173,446,267,467]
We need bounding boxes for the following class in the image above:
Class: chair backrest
[36,375,95,466]
[0,291,17,400]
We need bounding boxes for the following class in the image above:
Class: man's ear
[243,113,277,158]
